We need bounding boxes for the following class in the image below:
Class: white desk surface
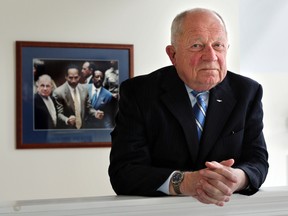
[1,187,288,216]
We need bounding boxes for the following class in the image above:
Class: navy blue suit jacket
[87,84,116,128]
[109,66,269,196]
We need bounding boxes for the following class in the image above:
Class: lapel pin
[216,99,222,103]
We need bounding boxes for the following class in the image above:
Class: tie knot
[191,91,208,101]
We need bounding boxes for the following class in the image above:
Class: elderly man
[109,8,269,206]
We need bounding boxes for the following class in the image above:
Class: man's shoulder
[78,83,89,92]
[225,71,261,88]
[123,65,176,85]
[34,93,40,100]
[219,71,262,98]
[54,82,67,93]
[100,87,113,96]
[34,93,43,104]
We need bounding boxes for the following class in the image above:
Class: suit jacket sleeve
[108,77,174,196]
[233,84,269,195]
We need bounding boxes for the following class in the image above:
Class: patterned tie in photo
[73,88,82,129]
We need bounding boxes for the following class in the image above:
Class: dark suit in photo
[34,93,57,129]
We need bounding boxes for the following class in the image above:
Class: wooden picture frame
[16,41,133,148]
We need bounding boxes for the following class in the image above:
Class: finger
[205,161,221,169]
[196,188,227,206]
[202,177,233,196]
[200,178,223,195]
[205,159,234,170]
[200,167,234,181]
[202,164,238,183]
[220,159,235,167]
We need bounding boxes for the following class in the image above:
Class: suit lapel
[197,80,236,165]
[88,84,93,100]
[158,67,237,166]
[36,94,49,115]
[96,89,105,107]
[160,69,199,164]
[64,83,74,111]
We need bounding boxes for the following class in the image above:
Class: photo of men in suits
[32,59,120,130]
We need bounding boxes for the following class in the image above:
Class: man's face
[66,68,80,88]
[81,62,91,78]
[166,11,228,91]
[37,79,53,98]
[92,70,104,88]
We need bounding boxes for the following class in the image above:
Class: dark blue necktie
[91,89,98,107]
[192,91,208,141]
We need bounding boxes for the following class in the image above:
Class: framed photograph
[16,41,133,149]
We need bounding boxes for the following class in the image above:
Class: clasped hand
[95,110,104,119]
[181,159,248,206]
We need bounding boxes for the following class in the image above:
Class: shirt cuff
[157,172,176,195]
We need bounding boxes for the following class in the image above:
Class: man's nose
[201,46,218,61]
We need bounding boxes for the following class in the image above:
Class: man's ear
[166,45,176,65]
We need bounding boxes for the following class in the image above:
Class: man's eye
[213,43,226,51]
[190,44,203,51]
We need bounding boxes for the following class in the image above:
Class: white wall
[0,0,282,202]
[239,0,288,187]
